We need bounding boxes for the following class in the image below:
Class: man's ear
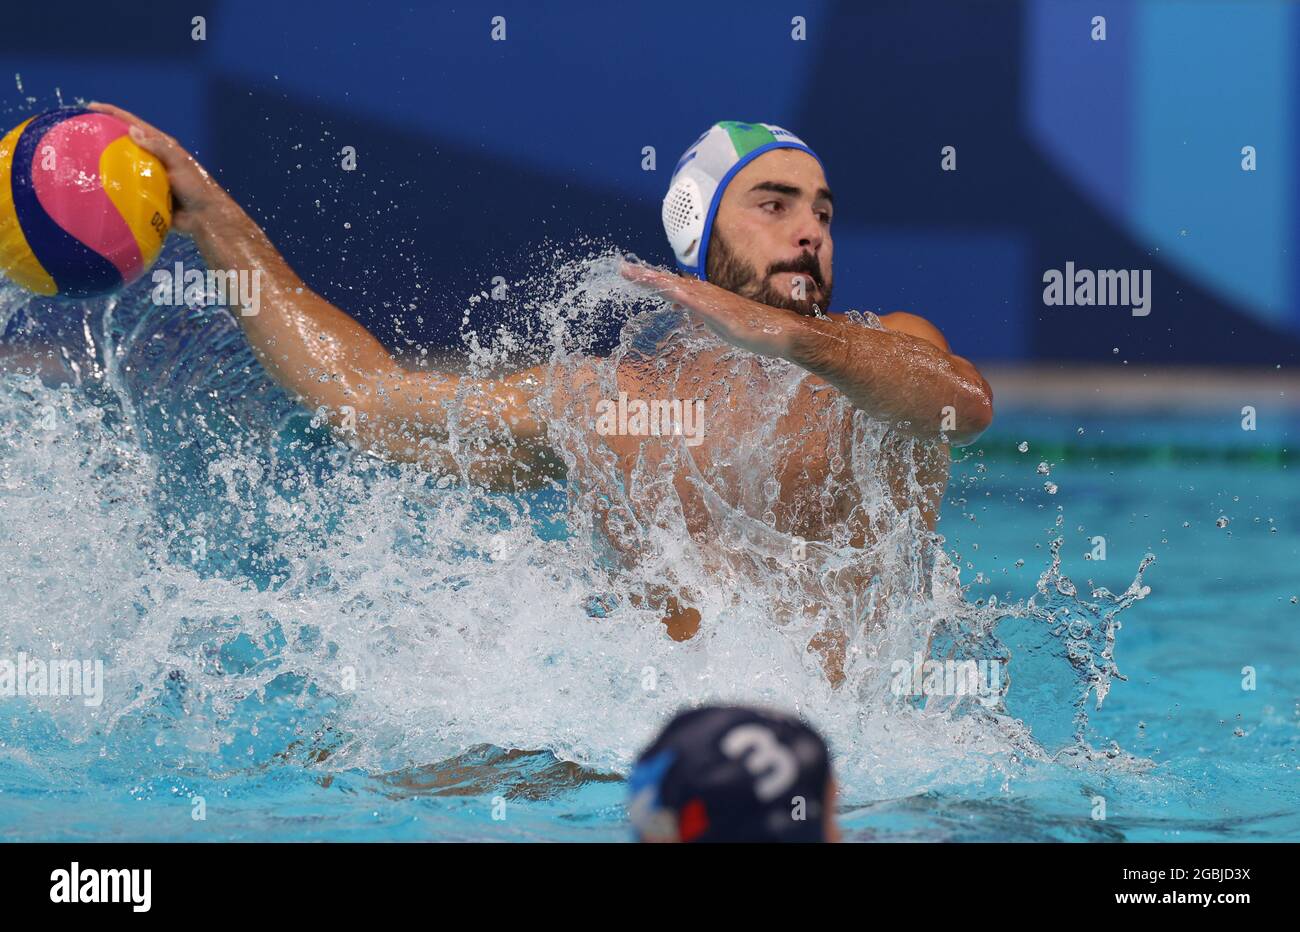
[879,312,951,353]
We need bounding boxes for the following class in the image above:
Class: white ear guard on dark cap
[661,121,820,282]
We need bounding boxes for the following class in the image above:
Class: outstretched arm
[90,103,565,487]
[622,264,993,445]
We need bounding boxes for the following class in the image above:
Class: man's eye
[760,201,783,214]
[819,212,832,225]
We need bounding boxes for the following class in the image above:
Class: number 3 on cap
[721,724,799,802]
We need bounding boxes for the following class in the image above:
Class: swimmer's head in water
[628,704,838,843]
[662,121,833,316]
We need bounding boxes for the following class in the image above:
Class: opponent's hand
[87,102,236,236]
[620,261,807,360]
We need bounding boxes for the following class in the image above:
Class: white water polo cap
[662,121,822,281]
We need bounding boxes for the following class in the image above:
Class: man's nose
[793,209,824,253]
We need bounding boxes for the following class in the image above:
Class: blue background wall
[2,0,1297,364]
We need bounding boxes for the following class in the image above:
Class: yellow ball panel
[99,134,172,272]
[0,118,58,296]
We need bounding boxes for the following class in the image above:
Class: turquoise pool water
[1,261,1297,843]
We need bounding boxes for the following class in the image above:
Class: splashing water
[0,241,1156,833]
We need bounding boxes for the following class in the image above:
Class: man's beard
[705,230,832,317]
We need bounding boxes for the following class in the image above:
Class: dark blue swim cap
[628,705,832,843]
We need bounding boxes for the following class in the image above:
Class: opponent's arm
[623,264,993,446]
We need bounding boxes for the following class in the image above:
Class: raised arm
[622,264,993,446]
[91,103,566,487]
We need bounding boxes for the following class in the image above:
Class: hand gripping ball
[0,107,171,298]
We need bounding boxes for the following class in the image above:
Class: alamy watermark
[49,862,150,912]
[152,261,263,317]
[0,653,103,707]
[890,651,1002,706]
[595,392,705,447]
[1042,261,1151,317]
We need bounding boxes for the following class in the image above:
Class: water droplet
[1215,516,1229,528]
[1017,441,1029,453]
[1044,482,1058,495]
[1036,462,1050,475]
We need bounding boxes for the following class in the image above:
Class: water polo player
[629,704,839,843]
[87,104,993,677]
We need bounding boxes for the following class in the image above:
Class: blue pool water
[1,252,1297,842]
